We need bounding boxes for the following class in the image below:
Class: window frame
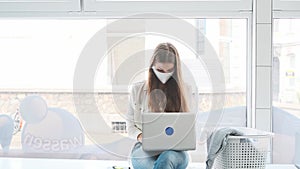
[0,0,81,12]
[273,0,300,12]
[0,8,253,127]
[0,7,254,162]
[83,0,252,13]
[273,0,300,18]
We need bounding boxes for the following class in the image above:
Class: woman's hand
[137,133,142,142]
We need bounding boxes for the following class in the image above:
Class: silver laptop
[142,112,196,151]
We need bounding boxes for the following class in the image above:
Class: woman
[127,42,191,169]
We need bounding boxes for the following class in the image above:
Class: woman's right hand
[137,133,142,142]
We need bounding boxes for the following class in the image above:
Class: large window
[273,19,300,164]
[0,18,247,162]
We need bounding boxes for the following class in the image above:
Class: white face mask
[152,66,174,84]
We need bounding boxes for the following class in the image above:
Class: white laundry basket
[214,133,272,169]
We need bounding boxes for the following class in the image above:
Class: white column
[255,0,272,132]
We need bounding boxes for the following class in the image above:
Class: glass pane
[0,20,105,90]
[273,18,300,164]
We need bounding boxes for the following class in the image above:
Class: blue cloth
[206,127,244,169]
[130,142,189,169]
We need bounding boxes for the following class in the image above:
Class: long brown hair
[147,42,189,112]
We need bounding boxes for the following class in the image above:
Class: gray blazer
[126,81,197,140]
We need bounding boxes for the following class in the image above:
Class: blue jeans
[130,142,189,169]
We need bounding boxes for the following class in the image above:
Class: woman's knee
[131,157,154,169]
[161,151,189,163]
[155,151,189,168]
[130,143,157,169]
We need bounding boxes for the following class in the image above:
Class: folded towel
[206,127,243,169]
